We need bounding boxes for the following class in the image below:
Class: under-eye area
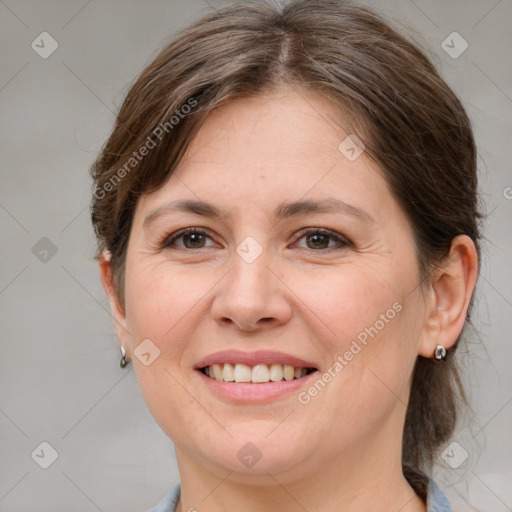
[199,363,319,383]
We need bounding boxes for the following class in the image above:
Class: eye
[160,227,216,250]
[293,228,350,251]
[159,227,351,252]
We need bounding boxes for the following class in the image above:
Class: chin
[192,428,316,481]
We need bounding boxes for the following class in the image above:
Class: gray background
[0,0,511,511]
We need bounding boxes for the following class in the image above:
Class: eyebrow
[142,197,376,229]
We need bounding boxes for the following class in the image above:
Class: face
[112,87,430,484]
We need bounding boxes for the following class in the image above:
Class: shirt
[146,478,452,511]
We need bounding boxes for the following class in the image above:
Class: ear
[418,235,479,358]
[98,250,131,352]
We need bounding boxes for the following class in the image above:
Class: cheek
[124,262,206,353]
[290,265,418,421]
[290,265,401,350]
[124,262,211,445]
[132,361,210,457]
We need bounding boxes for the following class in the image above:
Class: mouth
[199,363,318,383]
[193,351,320,402]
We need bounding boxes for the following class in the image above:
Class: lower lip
[196,370,319,403]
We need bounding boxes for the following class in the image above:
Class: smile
[194,350,320,402]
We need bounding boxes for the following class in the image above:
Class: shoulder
[145,483,181,512]
[427,479,453,512]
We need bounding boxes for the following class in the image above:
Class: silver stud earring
[434,344,447,361]
[120,345,129,368]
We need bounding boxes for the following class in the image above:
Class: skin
[100,86,478,512]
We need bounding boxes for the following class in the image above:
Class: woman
[90,1,482,510]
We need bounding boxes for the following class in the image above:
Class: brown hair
[90,0,482,493]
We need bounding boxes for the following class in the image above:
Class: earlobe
[418,235,478,358]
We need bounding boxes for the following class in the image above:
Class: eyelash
[159,227,351,252]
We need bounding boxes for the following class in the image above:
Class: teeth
[203,363,313,383]
[222,363,235,382]
[234,364,252,382]
[269,364,283,382]
[212,363,223,380]
[283,365,294,381]
[252,364,270,383]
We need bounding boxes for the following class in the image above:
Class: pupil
[308,234,328,249]
[186,233,204,248]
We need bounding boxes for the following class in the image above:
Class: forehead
[184,88,352,164]
[134,88,394,225]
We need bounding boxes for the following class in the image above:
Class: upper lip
[194,350,318,369]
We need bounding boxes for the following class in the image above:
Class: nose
[211,246,293,333]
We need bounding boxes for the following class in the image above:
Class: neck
[173,415,426,512]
